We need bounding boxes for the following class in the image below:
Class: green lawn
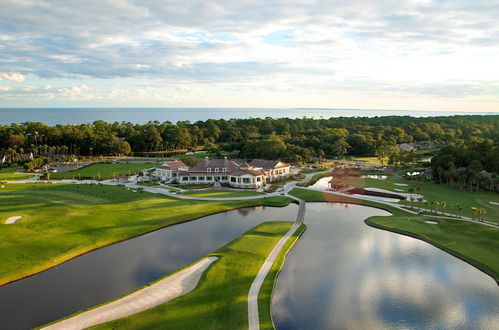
[299,167,329,174]
[360,175,499,223]
[51,163,161,180]
[354,157,386,166]
[182,190,263,198]
[91,221,296,330]
[0,167,36,181]
[0,183,291,286]
[366,216,499,283]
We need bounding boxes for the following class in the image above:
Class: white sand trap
[425,220,438,225]
[490,202,499,206]
[43,256,218,330]
[4,216,22,224]
[393,183,408,186]
[361,175,387,179]
[365,187,423,200]
[394,189,404,192]
[353,194,400,203]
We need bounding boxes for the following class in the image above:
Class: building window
[182,177,188,181]
[222,168,227,172]
[243,178,250,183]
[257,177,261,182]
[222,176,228,180]
[231,177,236,182]
[207,176,212,181]
[215,168,219,173]
[207,168,211,172]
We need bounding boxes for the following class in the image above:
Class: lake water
[0,107,496,125]
[0,204,298,330]
[272,203,499,329]
[2,202,498,329]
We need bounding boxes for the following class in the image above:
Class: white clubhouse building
[155,158,290,189]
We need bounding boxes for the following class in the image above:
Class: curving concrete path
[42,257,217,330]
[247,198,305,330]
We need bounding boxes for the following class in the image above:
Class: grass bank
[0,183,291,286]
[51,163,161,180]
[182,190,263,198]
[0,167,35,181]
[359,174,499,224]
[366,216,499,284]
[91,221,295,329]
[298,171,333,187]
[289,187,405,216]
[258,223,306,329]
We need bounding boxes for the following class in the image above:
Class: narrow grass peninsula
[88,221,296,330]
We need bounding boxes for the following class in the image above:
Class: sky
[0,0,498,112]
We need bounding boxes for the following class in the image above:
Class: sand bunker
[365,187,423,200]
[43,256,217,330]
[361,175,387,179]
[490,202,499,206]
[352,194,400,203]
[4,216,22,224]
[393,183,408,186]
[424,220,438,225]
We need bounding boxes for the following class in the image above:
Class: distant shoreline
[0,107,496,125]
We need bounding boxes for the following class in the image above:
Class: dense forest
[1,115,498,172]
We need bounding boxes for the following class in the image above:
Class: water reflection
[310,176,332,190]
[272,203,499,329]
[0,204,298,330]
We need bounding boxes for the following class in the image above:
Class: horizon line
[0,106,497,114]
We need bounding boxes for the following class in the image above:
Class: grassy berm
[92,221,302,330]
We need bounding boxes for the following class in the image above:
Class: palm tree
[408,187,415,209]
[479,208,487,222]
[456,203,462,218]
[432,201,439,215]
[470,207,478,220]
[417,197,424,211]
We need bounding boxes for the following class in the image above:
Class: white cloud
[59,85,94,100]
[0,0,498,109]
[0,72,26,82]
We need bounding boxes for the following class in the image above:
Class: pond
[0,204,298,330]
[310,176,333,189]
[272,203,499,329]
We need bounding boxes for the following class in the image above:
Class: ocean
[0,107,496,125]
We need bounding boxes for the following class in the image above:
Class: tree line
[1,115,497,166]
[431,137,499,191]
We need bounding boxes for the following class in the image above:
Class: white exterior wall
[155,168,173,181]
[180,174,263,188]
[266,166,291,182]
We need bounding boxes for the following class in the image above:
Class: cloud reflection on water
[272,203,499,329]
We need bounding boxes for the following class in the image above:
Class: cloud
[0,72,25,82]
[0,1,498,108]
